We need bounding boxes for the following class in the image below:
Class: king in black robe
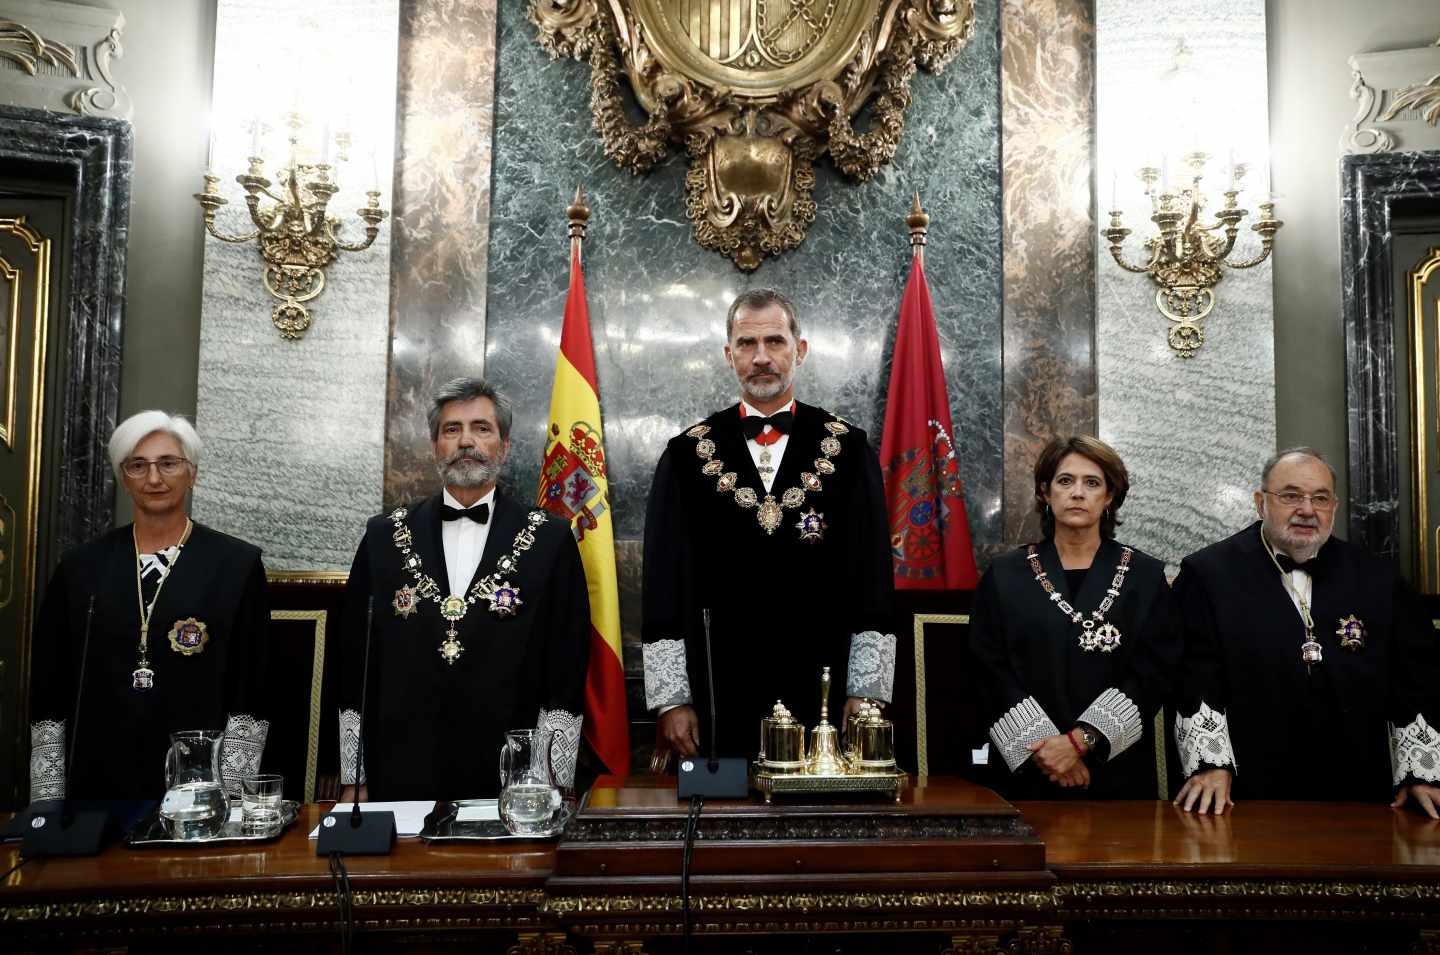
[641,401,895,760]
[340,491,589,800]
[1172,522,1440,801]
[29,523,270,802]
[970,537,1181,799]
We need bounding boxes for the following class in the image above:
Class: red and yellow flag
[538,246,629,777]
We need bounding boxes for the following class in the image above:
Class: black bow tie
[740,410,794,441]
[1272,550,1310,574]
[440,502,490,524]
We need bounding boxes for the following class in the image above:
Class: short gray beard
[437,450,500,489]
[739,366,795,404]
[1261,502,1330,564]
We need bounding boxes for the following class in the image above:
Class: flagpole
[907,192,928,266]
[567,185,590,264]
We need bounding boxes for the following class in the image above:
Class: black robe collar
[707,400,828,501]
[1033,535,1126,611]
[407,490,534,597]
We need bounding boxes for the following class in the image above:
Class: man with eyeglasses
[1171,447,1440,816]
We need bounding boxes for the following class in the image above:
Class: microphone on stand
[676,608,747,799]
[23,596,109,857]
[317,596,395,855]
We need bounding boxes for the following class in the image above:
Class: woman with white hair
[27,411,271,803]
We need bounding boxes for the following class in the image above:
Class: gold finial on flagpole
[906,192,929,265]
[567,185,590,260]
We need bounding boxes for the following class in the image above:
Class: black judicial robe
[1173,522,1440,801]
[341,492,589,800]
[970,538,1180,799]
[642,401,894,759]
[29,523,270,801]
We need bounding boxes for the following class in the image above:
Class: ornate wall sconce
[193,114,388,340]
[1102,153,1282,357]
[530,0,975,271]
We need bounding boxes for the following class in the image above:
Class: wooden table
[1,783,1437,953]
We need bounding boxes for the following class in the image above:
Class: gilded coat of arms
[530,0,974,270]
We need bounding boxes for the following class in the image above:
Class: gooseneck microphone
[676,607,747,799]
[24,596,109,857]
[317,595,395,855]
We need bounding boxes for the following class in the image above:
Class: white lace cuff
[847,630,896,702]
[538,707,584,791]
[644,638,692,711]
[989,697,1060,773]
[1390,713,1440,786]
[1078,688,1143,761]
[1175,701,1237,777]
[30,720,65,802]
[221,713,270,796]
[339,708,366,786]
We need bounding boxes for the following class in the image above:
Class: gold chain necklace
[132,519,193,690]
[687,416,848,538]
[1026,544,1133,652]
[388,505,545,665]
[1261,531,1322,666]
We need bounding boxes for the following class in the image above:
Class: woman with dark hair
[969,435,1180,799]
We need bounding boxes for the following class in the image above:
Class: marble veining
[192,0,400,571]
[384,0,499,507]
[487,0,1002,748]
[0,105,131,562]
[1341,151,1440,559]
[1095,0,1276,572]
[999,0,1097,548]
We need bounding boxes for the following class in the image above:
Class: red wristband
[1066,729,1086,756]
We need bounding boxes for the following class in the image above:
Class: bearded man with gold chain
[337,378,589,801]
[1172,447,1440,816]
[28,412,270,803]
[642,289,895,763]
[970,436,1181,800]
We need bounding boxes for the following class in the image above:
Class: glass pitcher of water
[498,728,568,836]
[160,729,229,839]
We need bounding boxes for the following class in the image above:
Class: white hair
[108,411,202,478]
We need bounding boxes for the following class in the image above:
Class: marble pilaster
[192,0,399,571]
[1000,0,1098,547]
[384,0,500,506]
[1095,0,1276,571]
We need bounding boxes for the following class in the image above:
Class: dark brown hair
[1033,435,1129,540]
[725,288,801,341]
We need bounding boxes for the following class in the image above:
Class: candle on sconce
[1110,170,1118,212]
[369,150,380,193]
[321,122,332,166]
[205,133,215,174]
[250,116,262,158]
[1227,148,1237,190]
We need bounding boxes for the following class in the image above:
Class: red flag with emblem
[879,248,979,589]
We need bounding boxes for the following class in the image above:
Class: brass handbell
[807,667,846,776]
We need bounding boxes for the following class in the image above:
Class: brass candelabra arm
[1225,205,1284,269]
[241,193,287,235]
[1102,213,1158,274]
[193,180,260,243]
[329,191,388,252]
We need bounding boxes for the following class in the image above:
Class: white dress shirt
[1281,567,1313,617]
[741,399,794,494]
[441,487,496,598]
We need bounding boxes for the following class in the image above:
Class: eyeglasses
[122,456,189,479]
[1262,489,1336,510]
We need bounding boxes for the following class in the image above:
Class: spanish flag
[538,243,630,777]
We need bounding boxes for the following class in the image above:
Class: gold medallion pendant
[438,634,465,665]
[167,617,209,656]
[132,664,155,690]
[757,495,784,535]
[1335,615,1366,651]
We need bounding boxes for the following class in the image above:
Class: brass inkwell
[752,667,905,802]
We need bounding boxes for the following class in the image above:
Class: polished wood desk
[1,782,1437,953]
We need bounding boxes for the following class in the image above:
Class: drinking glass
[240,774,284,835]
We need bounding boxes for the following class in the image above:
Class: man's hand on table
[337,785,369,803]
[1028,734,1090,788]
[1392,783,1440,820]
[1175,767,1233,815]
[658,705,700,757]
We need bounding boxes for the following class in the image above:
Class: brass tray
[127,799,301,846]
[751,766,906,803]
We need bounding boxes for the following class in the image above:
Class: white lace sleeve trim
[1175,701,1237,777]
[1390,713,1440,786]
[643,638,692,711]
[988,696,1060,773]
[30,720,65,802]
[538,707,584,791]
[847,631,896,702]
[1078,688,1143,761]
[221,713,270,796]
[339,708,366,786]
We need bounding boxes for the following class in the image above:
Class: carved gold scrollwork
[529,0,975,270]
[508,931,577,955]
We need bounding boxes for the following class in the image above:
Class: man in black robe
[642,289,895,762]
[1173,447,1440,816]
[339,378,589,800]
